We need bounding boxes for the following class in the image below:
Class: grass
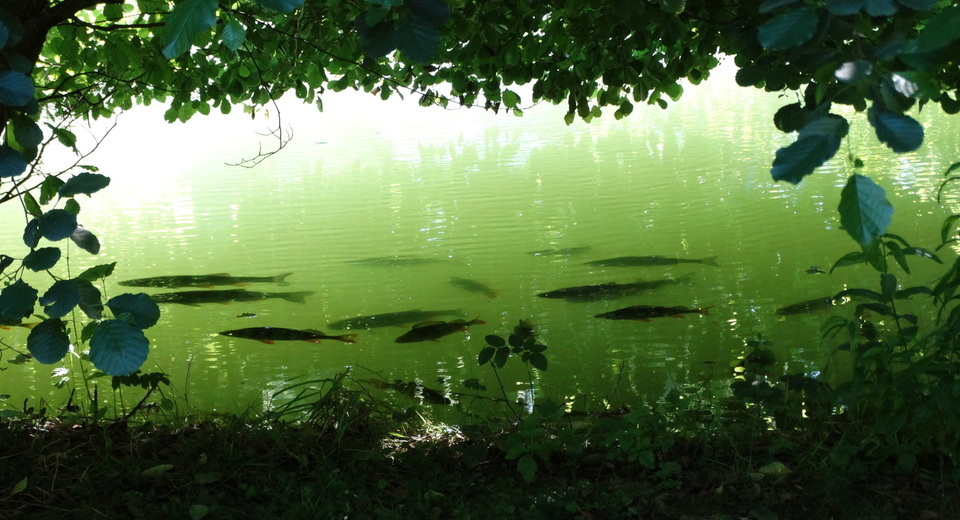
[1,371,958,520]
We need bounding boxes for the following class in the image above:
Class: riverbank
[1,381,956,520]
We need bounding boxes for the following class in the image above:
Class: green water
[3,63,960,414]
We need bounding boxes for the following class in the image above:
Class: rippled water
[2,63,959,413]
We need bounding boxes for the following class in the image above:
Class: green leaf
[161,0,219,59]
[71,227,100,255]
[0,70,34,107]
[189,504,210,520]
[220,18,246,51]
[107,293,161,329]
[22,192,41,218]
[868,107,923,153]
[771,117,848,184]
[493,346,509,369]
[903,6,960,54]
[22,247,61,271]
[58,172,110,197]
[10,477,27,495]
[39,176,64,204]
[516,453,537,483]
[834,60,872,84]
[0,280,37,325]
[757,7,818,51]
[103,3,124,20]
[77,262,116,282]
[37,209,78,241]
[528,352,548,371]
[838,174,893,246]
[22,219,40,248]
[0,145,27,178]
[64,199,80,215]
[89,320,150,376]
[44,125,77,151]
[40,280,80,318]
[502,89,520,109]
[251,0,305,13]
[27,319,70,364]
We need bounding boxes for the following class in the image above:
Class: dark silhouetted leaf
[0,280,37,324]
[0,144,27,178]
[356,15,397,58]
[771,117,849,184]
[37,209,77,241]
[0,70,34,106]
[396,14,442,64]
[78,262,116,282]
[27,319,70,364]
[161,0,219,59]
[89,320,150,376]
[826,0,864,15]
[64,199,80,215]
[838,174,893,246]
[71,227,100,255]
[758,8,818,51]
[10,115,43,149]
[897,0,935,10]
[759,0,802,13]
[407,0,450,26]
[903,5,960,53]
[40,280,79,318]
[75,279,103,320]
[485,334,505,347]
[478,346,495,365]
[23,247,61,271]
[868,107,923,153]
[22,218,40,248]
[39,176,64,204]
[58,172,110,197]
[865,0,898,16]
[107,293,161,329]
[22,192,41,218]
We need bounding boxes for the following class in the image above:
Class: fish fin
[670,315,687,319]
[702,256,720,267]
[413,321,443,328]
[306,339,323,344]
[303,328,324,334]
[634,318,652,322]
[282,291,314,304]
[229,282,251,287]
[273,273,294,284]
[336,334,358,344]
[259,340,276,345]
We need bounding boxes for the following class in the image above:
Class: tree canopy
[0,0,958,375]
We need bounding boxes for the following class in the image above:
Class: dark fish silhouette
[119,272,293,288]
[449,277,498,298]
[527,247,591,257]
[367,378,452,405]
[328,309,462,330]
[151,289,313,306]
[595,305,712,321]
[537,276,691,302]
[219,327,356,344]
[775,296,843,315]
[395,318,485,343]
[585,255,719,267]
[346,255,446,267]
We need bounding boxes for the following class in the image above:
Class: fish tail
[702,256,720,267]
[282,291,314,304]
[698,305,715,315]
[272,273,294,284]
[334,334,357,344]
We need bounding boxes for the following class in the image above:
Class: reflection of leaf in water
[463,378,487,391]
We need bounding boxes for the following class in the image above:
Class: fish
[395,318,486,343]
[119,272,293,288]
[327,309,463,330]
[585,255,719,267]
[537,276,691,302]
[346,255,447,267]
[527,247,591,257]
[150,289,313,306]
[236,313,258,318]
[806,266,826,274]
[775,296,845,315]
[219,327,356,344]
[594,305,712,321]
[449,277,498,298]
[367,378,452,405]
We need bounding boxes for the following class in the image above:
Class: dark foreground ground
[1,414,956,520]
